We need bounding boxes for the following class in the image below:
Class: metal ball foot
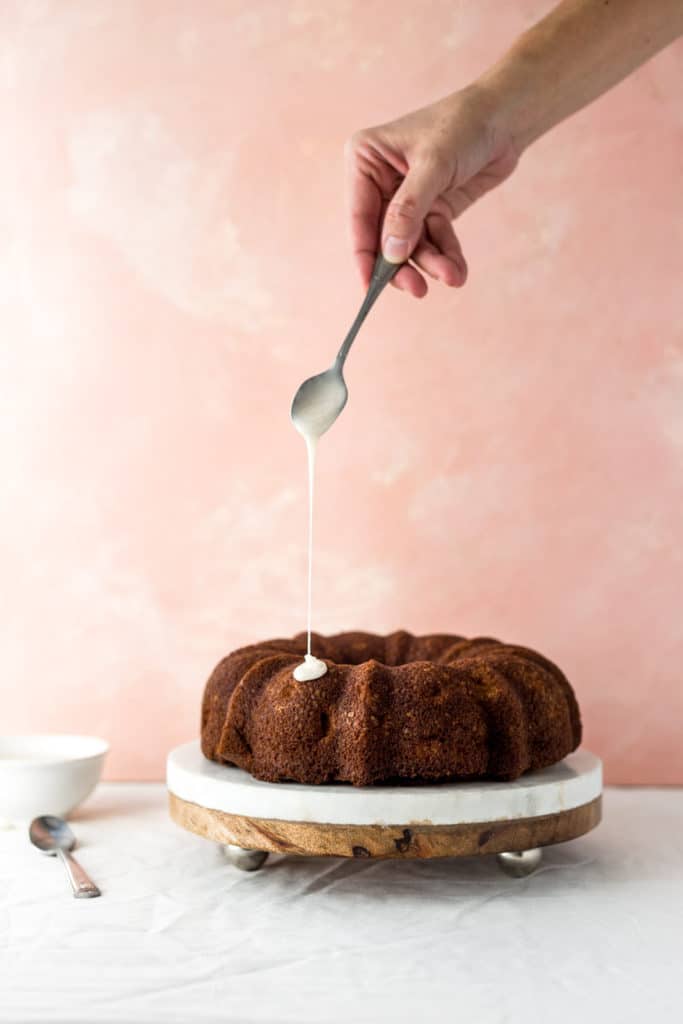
[496,848,543,878]
[223,845,269,872]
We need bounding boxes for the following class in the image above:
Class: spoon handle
[335,253,403,368]
[57,848,101,899]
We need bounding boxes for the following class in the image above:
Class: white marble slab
[166,740,602,826]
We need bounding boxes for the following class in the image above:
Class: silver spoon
[290,253,402,436]
[29,815,101,899]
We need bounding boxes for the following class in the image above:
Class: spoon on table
[290,253,403,437]
[29,815,101,899]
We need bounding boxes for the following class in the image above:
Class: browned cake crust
[200,631,582,786]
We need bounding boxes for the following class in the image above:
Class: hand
[345,87,520,298]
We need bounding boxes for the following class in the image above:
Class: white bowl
[0,735,109,824]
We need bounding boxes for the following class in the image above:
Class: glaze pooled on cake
[201,630,582,787]
[293,653,328,682]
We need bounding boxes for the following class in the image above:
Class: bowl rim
[0,734,109,766]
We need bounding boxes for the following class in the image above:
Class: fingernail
[383,235,410,263]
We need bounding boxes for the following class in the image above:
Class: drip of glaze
[304,437,315,658]
[291,372,349,682]
[292,437,328,681]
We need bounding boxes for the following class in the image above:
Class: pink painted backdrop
[1,1,681,783]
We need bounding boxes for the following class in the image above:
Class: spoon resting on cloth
[29,815,101,898]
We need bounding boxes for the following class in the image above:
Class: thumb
[382,159,443,263]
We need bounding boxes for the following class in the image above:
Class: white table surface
[0,783,679,1024]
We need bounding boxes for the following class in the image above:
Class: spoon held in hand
[290,254,402,439]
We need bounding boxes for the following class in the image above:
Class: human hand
[345,87,520,297]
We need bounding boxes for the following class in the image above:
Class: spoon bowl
[30,814,77,854]
[29,814,101,898]
[290,254,402,440]
[290,364,348,440]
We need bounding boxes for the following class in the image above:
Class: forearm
[478,0,683,151]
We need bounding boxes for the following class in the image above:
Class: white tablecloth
[0,784,679,1024]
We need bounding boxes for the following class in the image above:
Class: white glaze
[291,373,347,682]
[302,437,317,662]
[167,742,603,827]
[293,653,328,682]
[290,371,347,441]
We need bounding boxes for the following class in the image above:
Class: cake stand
[167,741,602,876]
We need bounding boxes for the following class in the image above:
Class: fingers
[390,216,466,296]
[410,245,464,288]
[413,214,468,286]
[354,246,379,292]
[349,197,382,289]
[346,147,383,289]
[381,157,446,264]
[392,263,428,298]
[345,134,466,298]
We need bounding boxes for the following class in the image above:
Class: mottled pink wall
[1,1,681,783]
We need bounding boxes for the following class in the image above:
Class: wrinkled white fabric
[0,784,679,1024]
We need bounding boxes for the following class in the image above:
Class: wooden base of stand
[169,792,601,860]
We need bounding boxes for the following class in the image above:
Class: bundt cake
[201,631,581,786]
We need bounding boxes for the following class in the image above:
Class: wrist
[437,79,523,170]
[473,49,545,157]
